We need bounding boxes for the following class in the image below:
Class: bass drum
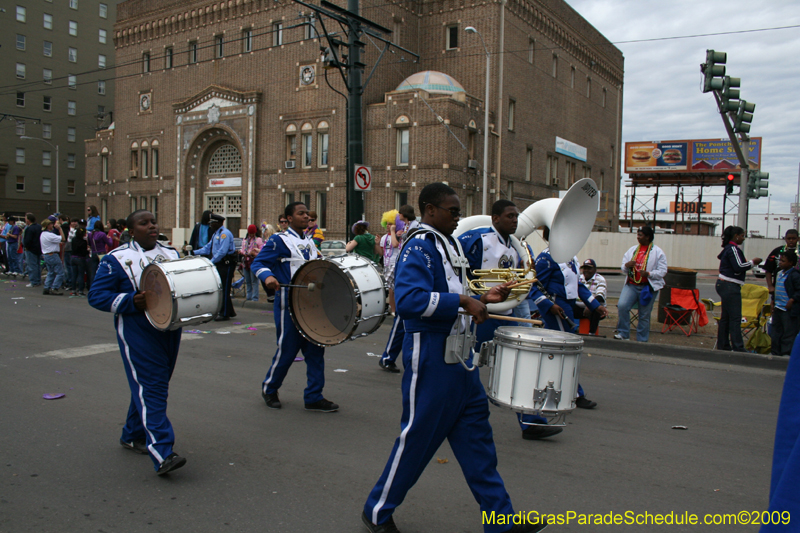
[141,256,222,331]
[289,254,388,346]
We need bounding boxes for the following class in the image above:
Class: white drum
[141,256,223,331]
[482,327,582,416]
[289,254,388,346]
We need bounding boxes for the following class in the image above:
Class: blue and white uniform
[379,219,421,369]
[252,228,326,404]
[460,227,548,428]
[364,224,518,532]
[192,225,237,318]
[88,240,182,471]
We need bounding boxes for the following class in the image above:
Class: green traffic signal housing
[703,50,727,93]
[752,170,769,198]
[720,77,741,112]
[734,100,755,134]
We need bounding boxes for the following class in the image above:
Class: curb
[581,335,789,371]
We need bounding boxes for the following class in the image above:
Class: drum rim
[493,326,583,345]
[288,254,388,347]
[142,256,222,332]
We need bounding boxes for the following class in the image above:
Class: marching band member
[88,210,186,476]
[363,183,548,533]
[188,213,237,321]
[527,227,607,410]
[252,202,338,413]
[459,200,559,440]
[378,206,420,374]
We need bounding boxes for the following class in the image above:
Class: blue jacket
[717,243,753,284]
[251,228,319,285]
[527,249,599,316]
[776,267,800,318]
[395,229,468,335]
[192,226,235,264]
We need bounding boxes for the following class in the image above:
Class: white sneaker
[614,333,629,340]
[26,283,33,287]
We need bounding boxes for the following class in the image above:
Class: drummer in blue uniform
[459,200,562,441]
[527,226,607,411]
[363,183,548,533]
[251,201,338,413]
[88,209,187,476]
[188,213,237,321]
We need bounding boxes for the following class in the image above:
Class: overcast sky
[565,0,800,236]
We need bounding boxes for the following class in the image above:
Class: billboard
[670,202,712,214]
[625,138,762,174]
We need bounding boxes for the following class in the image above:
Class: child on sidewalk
[770,250,800,356]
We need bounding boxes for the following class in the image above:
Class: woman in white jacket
[615,226,668,342]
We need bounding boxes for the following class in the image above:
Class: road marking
[33,322,275,359]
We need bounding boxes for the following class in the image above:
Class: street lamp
[21,136,59,214]
[465,26,490,215]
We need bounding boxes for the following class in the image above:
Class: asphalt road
[0,288,786,533]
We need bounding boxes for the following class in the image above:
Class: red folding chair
[661,288,703,337]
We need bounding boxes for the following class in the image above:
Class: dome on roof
[396,71,465,94]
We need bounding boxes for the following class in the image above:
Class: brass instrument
[467,238,537,306]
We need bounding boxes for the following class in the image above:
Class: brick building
[85,0,623,241]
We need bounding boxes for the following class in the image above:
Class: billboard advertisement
[625,138,762,174]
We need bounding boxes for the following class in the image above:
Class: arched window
[208,144,242,175]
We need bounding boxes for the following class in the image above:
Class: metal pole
[796,162,800,232]
[56,144,60,214]
[740,167,749,234]
[346,0,364,239]
[766,194,771,238]
[481,38,490,215]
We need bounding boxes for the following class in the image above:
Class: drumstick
[459,311,542,326]
[124,260,139,291]
[280,283,318,292]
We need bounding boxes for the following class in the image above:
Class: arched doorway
[203,142,243,235]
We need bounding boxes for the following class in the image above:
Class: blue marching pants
[262,288,325,404]
[365,331,515,532]
[380,315,405,367]
[115,314,182,470]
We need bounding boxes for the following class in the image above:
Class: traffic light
[720,76,741,112]
[703,50,727,93]
[734,100,755,134]
[725,173,736,194]
[750,170,769,198]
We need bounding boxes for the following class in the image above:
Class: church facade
[85,0,624,240]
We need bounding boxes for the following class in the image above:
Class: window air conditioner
[285,160,296,169]
[467,159,478,169]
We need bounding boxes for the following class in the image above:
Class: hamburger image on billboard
[662,149,682,163]
[627,143,655,168]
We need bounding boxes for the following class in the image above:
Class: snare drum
[483,327,582,415]
[141,256,222,331]
[289,254,388,346]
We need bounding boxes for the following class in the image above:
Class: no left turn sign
[354,165,372,191]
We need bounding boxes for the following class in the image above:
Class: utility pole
[298,0,418,238]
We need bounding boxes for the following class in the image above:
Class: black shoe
[362,511,401,533]
[120,438,148,455]
[156,453,187,476]
[43,288,50,295]
[262,391,281,409]
[49,289,63,296]
[305,398,339,412]
[575,396,597,409]
[379,359,401,373]
[214,316,230,322]
[521,425,563,440]
[504,518,549,532]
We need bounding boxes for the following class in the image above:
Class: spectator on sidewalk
[716,225,762,352]
[86,205,101,235]
[189,210,213,255]
[3,217,24,276]
[770,250,800,356]
[240,224,264,302]
[346,221,381,263]
[23,213,43,288]
[304,212,325,250]
[763,229,800,300]
[616,226,668,342]
[40,217,66,295]
[118,219,131,245]
[87,221,112,290]
[0,213,10,274]
[107,219,121,251]
[574,259,607,335]
[63,219,78,292]
[71,228,89,296]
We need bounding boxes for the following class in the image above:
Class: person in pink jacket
[240,224,264,301]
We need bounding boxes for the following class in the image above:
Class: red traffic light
[726,174,736,182]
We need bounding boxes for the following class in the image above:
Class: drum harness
[531,254,578,330]
[399,227,479,372]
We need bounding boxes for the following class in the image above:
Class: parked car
[752,264,766,278]
[320,240,346,257]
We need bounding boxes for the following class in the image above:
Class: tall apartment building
[86,0,623,240]
[1,1,117,220]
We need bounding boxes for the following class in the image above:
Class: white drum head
[142,265,174,330]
